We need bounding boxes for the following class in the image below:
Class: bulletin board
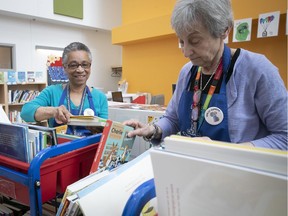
[53,0,83,19]
[47,55,68,86]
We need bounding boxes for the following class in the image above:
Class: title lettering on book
[110,125,123,139]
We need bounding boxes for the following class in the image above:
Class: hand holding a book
[54,105,72,124]
[34,105,72,124]
[123,119,162,141]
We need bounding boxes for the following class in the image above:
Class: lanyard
[198,59,223,130]
[66,84,87,115]
[191,58,223,135]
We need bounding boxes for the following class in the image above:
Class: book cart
[0,133,101,215]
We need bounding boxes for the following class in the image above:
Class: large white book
[164,135,287,175]
[150,135,287,216]
[76,150,156,216]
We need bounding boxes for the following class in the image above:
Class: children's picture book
[68,115,107,127]
[77,150,157,216]
[17,71,26,83]
[164,135,287,175]
[21,123,58,147]
[0,122,29,162]
[35,71,44,83]
[6,70,16,84]
[56,169,110,216]
[12,123,58,162]
[0,71,5,84]
[150,136,288,216]
[89,119,136,173]
[27,71,36,82]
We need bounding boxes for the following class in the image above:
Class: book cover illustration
[17,71,26,83]
[35,71,44,83]
[27,71,35,82]
[0,71,5,84]
[98,120,135,171]
[6,70,16,84]
[0,123,29,162]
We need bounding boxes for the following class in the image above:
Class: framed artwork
[257,11,280,38]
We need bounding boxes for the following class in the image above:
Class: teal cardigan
[21,84,108,127]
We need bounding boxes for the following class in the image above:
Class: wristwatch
[143,123,160,142]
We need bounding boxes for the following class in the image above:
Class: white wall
[0,0,121,30]
[0,0,122,92]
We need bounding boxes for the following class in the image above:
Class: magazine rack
[0,133,101,216]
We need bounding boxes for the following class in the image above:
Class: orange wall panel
[122,0,175,25]
[122,36,187,104]
[113,0,287,105]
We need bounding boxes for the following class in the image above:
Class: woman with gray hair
[124,0,287,150]
[21,42,108,136]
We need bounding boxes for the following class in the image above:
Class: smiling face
[64,50,91,87]
[178,24,224,73]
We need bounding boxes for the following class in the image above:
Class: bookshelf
[0,82,46,122]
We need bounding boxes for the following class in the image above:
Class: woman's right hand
[123,119,155,138]
[54,105,72,124]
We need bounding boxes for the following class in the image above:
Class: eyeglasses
[67,62,91,70]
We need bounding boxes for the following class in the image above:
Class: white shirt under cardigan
[156,49,288,150]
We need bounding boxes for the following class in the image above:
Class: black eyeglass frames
[66,62,91,70]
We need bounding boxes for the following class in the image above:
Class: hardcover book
[35,71,44,83]
[150,136,288,216]
[56,169,110,216]
[68,115,107,127]
[0,71,5,84]
[89,119,136,173]
[17,71,26,83]
[27,71,35,82]
[24,124,58,147]
[0,123,29,162]
[6,70,16,84]
[77,150,156,216]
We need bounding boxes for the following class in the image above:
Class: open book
[150,135,287,216]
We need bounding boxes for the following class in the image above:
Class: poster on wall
[232,18,252,42]
[47,55,68,85]
[257,11,280,38]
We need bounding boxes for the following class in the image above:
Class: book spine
[89,119,112,174]
[56,189,70,216]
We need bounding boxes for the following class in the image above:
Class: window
[0,45,14,69]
